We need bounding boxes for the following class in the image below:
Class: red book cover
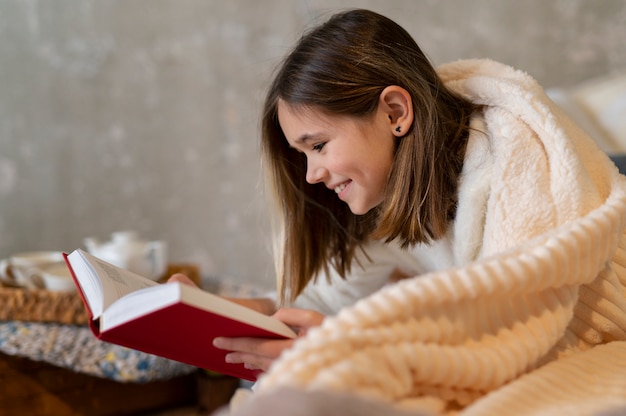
[99,302,291,381]
[64,251,296,381]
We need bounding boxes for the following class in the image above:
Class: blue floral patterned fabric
[0,321,195,382]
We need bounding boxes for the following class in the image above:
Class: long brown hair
[261,9,478,303]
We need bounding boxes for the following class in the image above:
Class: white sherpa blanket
[249,60,626,415]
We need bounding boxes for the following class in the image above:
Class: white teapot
[84,231,167,280]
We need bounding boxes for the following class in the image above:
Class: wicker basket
[0,264,200,326]
[0,285,88,325]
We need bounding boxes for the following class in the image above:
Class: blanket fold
[254,60,626,415]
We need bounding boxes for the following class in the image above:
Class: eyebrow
[286,132,327,151]
[294,133,326,145]
[294,133,317,144]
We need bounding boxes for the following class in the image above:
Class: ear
[379,86,413,137]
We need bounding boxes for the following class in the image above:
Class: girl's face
[278,101,396,215]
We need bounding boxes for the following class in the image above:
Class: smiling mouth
[334,181,350,194]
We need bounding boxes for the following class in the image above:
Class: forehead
[277,100,323,125]
[277,100,365,138]
[277,101,332,142]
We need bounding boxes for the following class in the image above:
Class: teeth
[334,183,347,194]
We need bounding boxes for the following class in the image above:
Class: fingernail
[224,353,234,363]
[213,337,224,348]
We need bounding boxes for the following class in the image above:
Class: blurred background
[1,0,625,290]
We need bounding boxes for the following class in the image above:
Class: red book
[64,249,296,381]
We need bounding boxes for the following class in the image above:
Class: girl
[206,7,480,371]
[178,9,626,414]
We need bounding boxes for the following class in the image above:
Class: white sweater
[255,59,626,415]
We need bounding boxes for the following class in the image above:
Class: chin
[348,204,376,216]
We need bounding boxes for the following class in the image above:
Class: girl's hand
[167,274,317,371]
[213,308,325,372]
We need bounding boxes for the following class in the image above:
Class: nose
[305,159,328,184]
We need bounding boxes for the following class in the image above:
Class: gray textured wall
[1,0,625,289]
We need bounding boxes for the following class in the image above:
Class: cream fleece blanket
[253,60,626,415]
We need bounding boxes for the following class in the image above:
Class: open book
[64,249,296,381]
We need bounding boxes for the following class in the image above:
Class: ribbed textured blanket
[252,60,626,415]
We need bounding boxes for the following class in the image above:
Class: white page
[68,249,158,317]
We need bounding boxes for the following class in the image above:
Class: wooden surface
[0,352,195,415]
[0,352,239,415]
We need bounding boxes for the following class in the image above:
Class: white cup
[36,262,76,292]
[0,251,66,289]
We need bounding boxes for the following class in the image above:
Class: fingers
[213,337,292,360]
[214,337,295,372]
[211,308,324,373]
[225,351,274,372]
[167,273,198,287]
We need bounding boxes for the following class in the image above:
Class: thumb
[167,273,198,287]
[272,308,325,333]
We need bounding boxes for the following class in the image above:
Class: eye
[312,142,326,152]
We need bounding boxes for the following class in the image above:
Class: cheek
[372,143,395,178]
[325,145,354,172]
